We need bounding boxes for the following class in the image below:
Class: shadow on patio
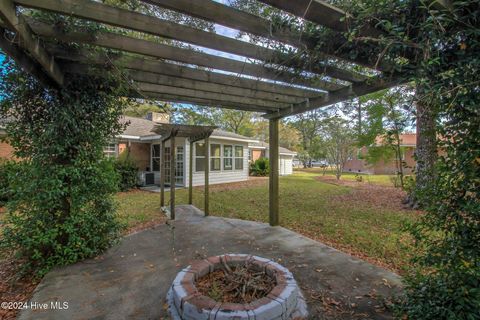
[19,205,402,320]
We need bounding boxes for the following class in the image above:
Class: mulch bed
[315,176,420,212]
[0,259,39,320]
[196,263,276,304]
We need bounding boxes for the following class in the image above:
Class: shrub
[1,160,123,276]
[114,151,138,191]
[0,65,130,277]
[354,173,363,182]
[0,160,15,205]
[250,157,269,176]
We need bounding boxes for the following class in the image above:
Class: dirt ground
[315,176,418,213]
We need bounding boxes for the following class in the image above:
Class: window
[234,146,243,170]
[195,142,206,172]
[152,144,160,171]
[224,145,233,170]
[175,146,184,185]
[356,148,362,160]
[104,143,117,158]
[210,144,221,171]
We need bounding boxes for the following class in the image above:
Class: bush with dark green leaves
[114,151,138,191]
[0,160,15,206]
[249,157,269,176]
[0,60,130,277]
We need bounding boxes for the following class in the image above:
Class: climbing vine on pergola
[0,0,411,227]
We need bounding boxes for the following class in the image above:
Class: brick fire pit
[166,254,308,320]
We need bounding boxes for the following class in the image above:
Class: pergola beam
[264,77,402,119]
[141,0,386,71]
[141,0,302,47]
[130,71,308,104]
[21,19,343,92]
[53,51,321,99]
[0,27,56,88]
[258,0,383,38]
[0,1,63,86]
[137,92,276,113]
[62,62,309,104]
[14,0,366,83]
[136,82,290,110]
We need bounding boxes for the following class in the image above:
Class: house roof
[249,141,297,156]
[120,116,157,137]
[152,123,217,142]
[120,116,255,142]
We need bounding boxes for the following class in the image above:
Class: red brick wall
[251,149,265,162]
[0,141,15,160]
[122,142,150,171]
[344,146,417,174]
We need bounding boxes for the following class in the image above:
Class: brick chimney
[146,111,170,124]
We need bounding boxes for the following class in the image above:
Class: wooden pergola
[152,123,216,220]
[0,0,401,226]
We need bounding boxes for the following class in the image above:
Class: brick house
[1,113,297,183]
[343,133,417,174]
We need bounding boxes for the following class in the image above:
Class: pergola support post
[188,140,193,205]
[160,139,165,208]
[269,118,279,226]
[204,137,210,216]
[170,133,176,219]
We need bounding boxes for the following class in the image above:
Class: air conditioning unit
[145,172,155,185]
[138,171,155,186]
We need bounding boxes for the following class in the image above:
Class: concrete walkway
[19,205,402,320]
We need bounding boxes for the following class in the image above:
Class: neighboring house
[248,141,297,176]
[0,112,297,184]
[344,133,417,174]
[110,113,257,187]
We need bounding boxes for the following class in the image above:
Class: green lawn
[295,167,396,186]
[116,171,418,273]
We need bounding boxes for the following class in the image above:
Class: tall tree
[290,109,326,167]
[124,101,171,118]
[320,117,356,180]
[355,86,415,188]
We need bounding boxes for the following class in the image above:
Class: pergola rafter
[62,62,311,105]
[0,0,64,86]
[258,0,383,38]
[51,51,322,99]
[0,0,404,226]
[13,0,367,84]
[140,0,386,71]
[18,18,343,92]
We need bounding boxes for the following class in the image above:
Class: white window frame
[210,143,221,171]
[195,142,207,172]
[104,143,118,158]
[234,145,244,170]
[223,145,233,170]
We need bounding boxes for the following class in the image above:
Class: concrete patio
[19,205,403,320]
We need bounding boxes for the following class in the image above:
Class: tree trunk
[415,91,437,201]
